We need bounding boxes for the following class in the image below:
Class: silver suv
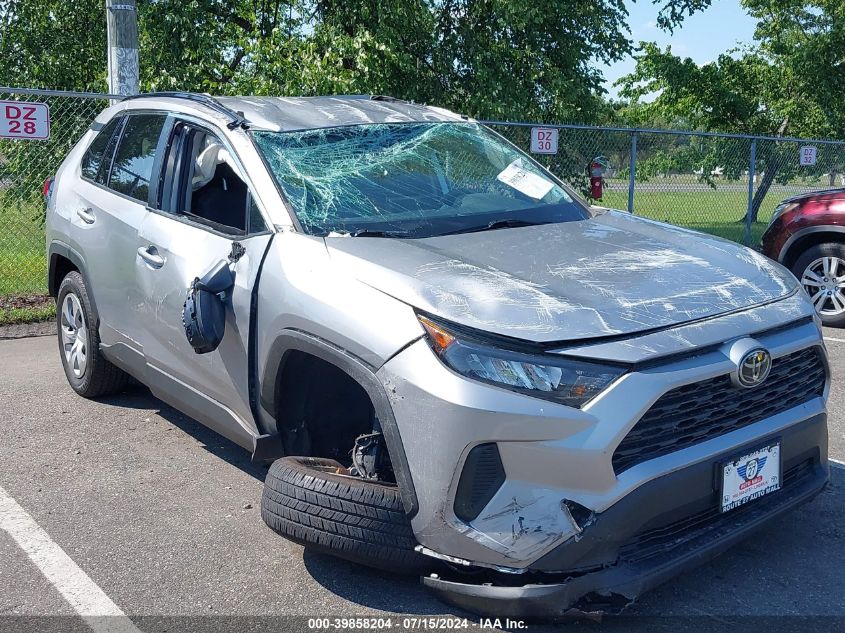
[46,93,830,617]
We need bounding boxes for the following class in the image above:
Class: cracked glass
[253,123,589,237]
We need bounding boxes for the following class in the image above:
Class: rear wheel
[261,456,432,575]
[56,272,129,397]
[792,242,845,328]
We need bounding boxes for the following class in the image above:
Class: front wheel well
[783,231,845,270]
[274,350,377,466]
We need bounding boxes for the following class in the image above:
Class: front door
[134,119,272,446]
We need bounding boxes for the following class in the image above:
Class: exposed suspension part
[350,419,394,482]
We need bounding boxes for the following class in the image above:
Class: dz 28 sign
[0,100,50,140]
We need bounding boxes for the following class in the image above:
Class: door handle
[137,245,165,268]
[76,208,96,224]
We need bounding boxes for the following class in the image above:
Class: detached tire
[261,456,431,575]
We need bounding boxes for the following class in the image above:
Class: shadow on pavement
[98,383,268,482]
[301,549,462,617]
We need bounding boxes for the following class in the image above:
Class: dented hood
[326,211,798,343]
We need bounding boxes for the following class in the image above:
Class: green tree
[618,0,845,222]
[0,0,107,91]
[0,0,715,122]
[0,0,715,203]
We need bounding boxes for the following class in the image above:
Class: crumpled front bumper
[422,414,829,619]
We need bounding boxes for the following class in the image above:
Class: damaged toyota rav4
[47,93,830,618]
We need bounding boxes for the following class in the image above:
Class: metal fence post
[744,139,757,247]
[627,132,638,214]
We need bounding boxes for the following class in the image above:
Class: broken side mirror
[181,259,236,354]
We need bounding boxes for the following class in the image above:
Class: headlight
[418,315,627,408]
[769,202,798,226]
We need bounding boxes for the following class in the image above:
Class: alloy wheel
[60,292,88,378]
[801,256,845,317]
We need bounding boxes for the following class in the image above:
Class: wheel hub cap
[802,256,845,317]
[60,293,87,378]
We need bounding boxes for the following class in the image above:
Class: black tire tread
[57,271,130,398]
[261,456,431,574]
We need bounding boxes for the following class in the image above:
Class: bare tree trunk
[742,118,788,225]
[748,161,778,223]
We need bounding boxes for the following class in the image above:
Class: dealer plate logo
[738,456,766,481]
[721,442,780,512]
[734,348,772,388]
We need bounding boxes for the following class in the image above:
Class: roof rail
[370,95,407,103]
[121,92,249,129]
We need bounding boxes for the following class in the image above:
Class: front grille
[612,347,826,474]
[619,458,816,564]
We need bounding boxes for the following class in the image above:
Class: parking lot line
[0,484,142,633]
[824,336,845,343]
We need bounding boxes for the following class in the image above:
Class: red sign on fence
[0,100,50,140]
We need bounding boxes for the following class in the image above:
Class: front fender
[259,329,419,517]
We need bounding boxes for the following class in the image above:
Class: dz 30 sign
[0,100,51,140]
[530,127,558,154]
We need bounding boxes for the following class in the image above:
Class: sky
[602,0,759,98]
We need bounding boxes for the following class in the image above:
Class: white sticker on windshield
[496,160,555,200]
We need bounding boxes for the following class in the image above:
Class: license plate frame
[718,440,782,513]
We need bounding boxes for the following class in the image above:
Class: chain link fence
[486,121,845,246]
[1,88,112,312]
[2,87,845,312]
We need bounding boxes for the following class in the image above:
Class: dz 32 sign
[0,100,50,140]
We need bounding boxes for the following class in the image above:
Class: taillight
[43,177,54,201]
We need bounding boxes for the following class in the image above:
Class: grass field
[0,188,787,325]
[0,198,46,295]
[600,189,780,244]
[0,198,51,324]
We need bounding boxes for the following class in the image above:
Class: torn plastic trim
[414,545,530,575]
[415,545,474,568]
[422,457,828,619]
[423,573,634,620]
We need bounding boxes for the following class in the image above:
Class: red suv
[762,188,845,327]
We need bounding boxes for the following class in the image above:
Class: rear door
[68,112,170,348]
[134,118,273,443]
[66,115,127,346]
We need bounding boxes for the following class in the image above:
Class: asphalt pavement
[1,330,843,632]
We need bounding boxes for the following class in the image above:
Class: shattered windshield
[253,123,589,238]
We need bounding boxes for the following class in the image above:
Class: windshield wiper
[438,218,550,237]
[348,228,412,238]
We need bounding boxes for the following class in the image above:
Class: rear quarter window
[80,117,122,183]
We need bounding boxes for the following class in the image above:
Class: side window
[248,194,268,233]
[163,123,265,235]
[80,117,122,183]
[108,114,167,203]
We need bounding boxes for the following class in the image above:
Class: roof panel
[213,95,466,131]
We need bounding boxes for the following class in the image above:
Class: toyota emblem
[734,348,772,388]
